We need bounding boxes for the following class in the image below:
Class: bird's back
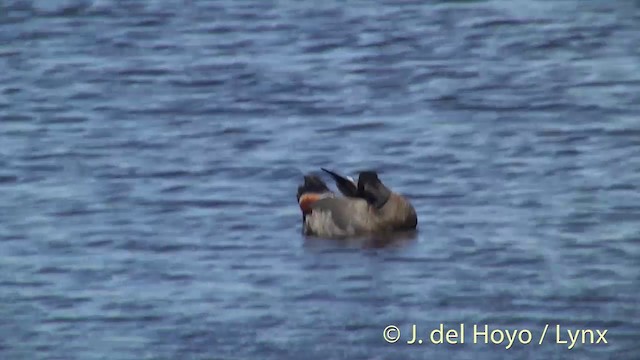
[304,197,373,238]
[304,194,417,238]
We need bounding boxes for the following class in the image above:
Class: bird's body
[296,169,417,239]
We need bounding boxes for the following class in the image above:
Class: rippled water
[2,0,640,359]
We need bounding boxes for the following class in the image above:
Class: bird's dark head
[297,174,331,201]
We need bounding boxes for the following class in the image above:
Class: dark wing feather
[321,168,358,197]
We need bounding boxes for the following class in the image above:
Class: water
[1,0,639,359]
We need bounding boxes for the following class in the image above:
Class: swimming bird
[296,169,418,238]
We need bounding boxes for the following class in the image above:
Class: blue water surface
[1,0,639,359]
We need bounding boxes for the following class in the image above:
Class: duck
[296,168,418,238]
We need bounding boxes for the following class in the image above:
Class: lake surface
[1,0,639,359]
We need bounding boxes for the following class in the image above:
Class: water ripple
[1,0,639,359]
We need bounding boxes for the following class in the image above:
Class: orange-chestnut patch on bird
[298,193,324,214]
